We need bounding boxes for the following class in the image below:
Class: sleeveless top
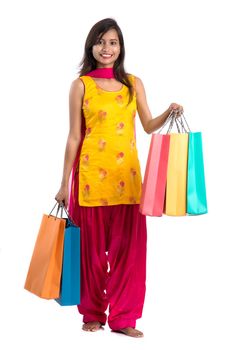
[78,74,142,206]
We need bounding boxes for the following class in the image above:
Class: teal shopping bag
[187,132,208,215]
[175,114,208,215]
[55,205,80,306]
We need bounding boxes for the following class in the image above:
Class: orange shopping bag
[24,202,65,299]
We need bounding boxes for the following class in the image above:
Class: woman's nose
[102,43,110,50]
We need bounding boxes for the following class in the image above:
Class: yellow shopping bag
[164,132,189,216]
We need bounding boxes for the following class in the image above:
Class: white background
[0,0,233,349]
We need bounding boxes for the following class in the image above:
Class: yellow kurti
[78,74,142,206]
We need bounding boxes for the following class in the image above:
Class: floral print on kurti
[78,74,142,206]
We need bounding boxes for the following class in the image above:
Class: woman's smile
[100,53,113,58]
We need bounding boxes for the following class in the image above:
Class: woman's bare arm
[135,76,171,134]
[60,78,84,187]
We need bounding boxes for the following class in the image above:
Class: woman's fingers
[169,103,183,112]
[55,186,69,207]
[169,103,183,117]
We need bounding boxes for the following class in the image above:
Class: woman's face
[92,29,121,68]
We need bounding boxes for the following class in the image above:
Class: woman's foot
[113,327,144,338]
[82,321,103,332]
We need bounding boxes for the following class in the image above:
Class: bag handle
[48,201,78,226]
[157,111,181,134]
[158,111,191,134]
[157,110,174,134]
[48,201,63,219]
[176,112,191,133]
[166,114,181,134]
[60,202,78,227]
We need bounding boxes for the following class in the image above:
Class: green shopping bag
[187,131,208,215]
[177,114,208,215]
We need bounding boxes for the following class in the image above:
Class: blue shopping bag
[187,132,208,215]
[55,210,80,306]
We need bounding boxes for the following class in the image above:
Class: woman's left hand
[168,103,184,117]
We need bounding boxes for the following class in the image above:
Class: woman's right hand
[168,103,183,116]
[55,185,69,208]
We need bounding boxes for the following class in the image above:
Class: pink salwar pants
[68,115,147,330]
[74,203,147,330]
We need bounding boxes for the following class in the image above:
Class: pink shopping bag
[139,113,175,216]
[140,134,170,216]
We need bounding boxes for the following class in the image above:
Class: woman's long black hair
[77,18,134,104]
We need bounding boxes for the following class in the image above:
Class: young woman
[55,17,183,338]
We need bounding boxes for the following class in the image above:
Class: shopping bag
[167,113,208,216]
[187,131,208,215]
[140,112,176,216]
[140,133,170,216]
[24,202,65,299]
[164,131,189,216]
[140,111,181,216]
[55,205,80,306]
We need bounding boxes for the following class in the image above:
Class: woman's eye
[96,40,118,45]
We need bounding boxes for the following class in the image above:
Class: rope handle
[167,114,181,134]
[157,110,191,134]
[48,201,63,219]
[60,202,78,227]
[157,110,175,134]
[176,112,191,132]
[47,201,78,227]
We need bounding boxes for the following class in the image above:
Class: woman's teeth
[101,54,112,58]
